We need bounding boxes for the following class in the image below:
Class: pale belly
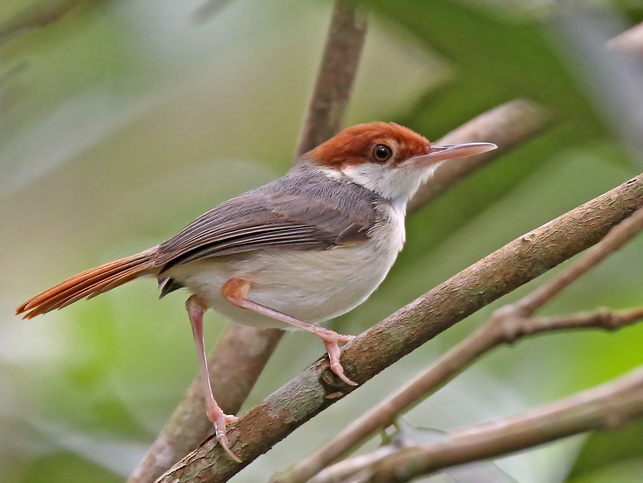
[163,241,400,328]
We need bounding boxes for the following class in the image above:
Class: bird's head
[305,122,496,205]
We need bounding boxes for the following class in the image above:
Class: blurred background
[1,0,643,481]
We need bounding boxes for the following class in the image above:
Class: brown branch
[408,99,551,212]
[278,301,643,483]
[364,366,643,482]
[526,306,643,331]
[128,2,368,481]
[157,173,643,482]
[295,0,368,157]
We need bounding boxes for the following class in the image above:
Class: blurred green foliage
[1,0,642,482]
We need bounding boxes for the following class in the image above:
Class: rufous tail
[16,250,156,319]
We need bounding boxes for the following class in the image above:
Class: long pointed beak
[407,142,497,166]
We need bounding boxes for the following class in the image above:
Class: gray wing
[155,166,381,273]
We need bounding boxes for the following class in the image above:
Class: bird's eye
[372,144,393,163]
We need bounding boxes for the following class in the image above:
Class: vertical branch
[128,1,368,481]
[295,0,368,156]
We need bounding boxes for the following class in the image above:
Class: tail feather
[16,250,156,319]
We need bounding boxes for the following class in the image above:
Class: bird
[16,122,496,460]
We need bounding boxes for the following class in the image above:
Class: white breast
[167,203,406,328]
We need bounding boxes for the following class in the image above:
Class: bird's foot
[319,330,357,386]
[207,404,241,462]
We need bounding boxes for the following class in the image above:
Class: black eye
[372,144,393,162]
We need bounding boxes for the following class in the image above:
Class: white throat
[340,163,438,207]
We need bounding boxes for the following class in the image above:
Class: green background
[1,0,642,481]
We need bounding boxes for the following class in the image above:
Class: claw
[211,410,242,463]
[323,337,358,386]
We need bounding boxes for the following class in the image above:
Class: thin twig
[128,2,368,481]
[526,306,643,332]
[361,366,643,482]
[277,302,643,482]
[309,446,397,483]
[157,174,643,482]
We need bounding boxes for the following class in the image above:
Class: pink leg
[221,279,357,386]
[186,295,241,462]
